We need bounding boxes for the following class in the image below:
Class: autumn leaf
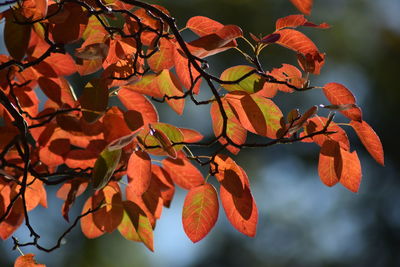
[162,153,204,190]
[339,148,362,193]
[92,147,122,190]
[220,65,264,94]
[290,0,314,16]
[14,254,46,267]
[350,120,384,166]
[318,140,341,187]
[276,14,329,30]
[127,151,152,196]
[323,83,362,121]
[182,184,219,243]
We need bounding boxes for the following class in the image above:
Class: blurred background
[1,0,399,266]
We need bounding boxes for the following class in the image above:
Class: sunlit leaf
[127,151,152,196]
[80,196,104,239]
[290,0,313,16]
[186,16,224,37]
[276,14,329,30]
[220,65,264,93]
[14,253,46,267]
[92,147,122,190]
[339,148,362,193]
[182,184,219,243]
[323,83,362,121]
[350,120,384,166]
[318,140,341,187]
[157,69,185,115]
[162,153,204,190]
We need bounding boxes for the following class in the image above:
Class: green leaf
[220,65,265,93]
[92,148,122,190]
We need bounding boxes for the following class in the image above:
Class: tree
[0,0,384,265]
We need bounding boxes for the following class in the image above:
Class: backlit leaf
[180,128,204,143]
[350,120,384,166]
[226,92,284,138]
[186,16,224,37]
[210,100,247,154]
[121,201,154,251]
[174,48,202,94]
[213,154,246,197]
[276,14,329,30]
[290,0,313,16]
[92,182,124,233]
[318,140,341,187]
[220,183,258,237]
[4,11,31,61]
[147,38,175,72]
[339,149,362,193]
[80,196,104,239]
[127,151,152,196]
[220,65,264,93]
[323,83,362,121]
[162,153,204,190]
[182,184,219,243]
[92,147,122,190]
[157,69,185,115]
[14,254,46,267]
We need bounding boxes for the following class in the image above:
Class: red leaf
[120,201,154,251]
[274,29,318,56]
[21,0,48,20]
[226,92,284,138]
[174,48,202,94]
[350,120,384,166]
[187,25,242,58]
[147,38,175,72]
[0,198,24,240]
[305,117,350,150]
[210,100,247,155]
[80,196,104,239]
[118,88,159,126]
[290,0,313,16]
[339,149,362,193]
[180,128,204,143]
[151,165,175,208]
[92,182,124,233]
[323,83,362,121]
[220,183,258,237]
[186,16,224,37]
[182,184,219,243]
[162,153,204,190]
[261,63,305,94]
[57,178,88,222]
[213,154,247,197]
[318,140,342,187]
[14,254,46,267]
[127,151,152,196]
[121,74,163,98]
[3,11,31,61]
[276,14,329,30]
[157,69,185,115]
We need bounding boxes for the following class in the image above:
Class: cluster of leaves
[0,0,383,265]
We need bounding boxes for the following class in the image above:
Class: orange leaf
[318,140,341,187]
[290,0,313,16]
[174,48,202,94]
[92,182,124,233]
[350,120,384,166]
[186,16,224,37]
[226,92,284,138]
[147,38,175,72]
[151,165,175,208]
[187,25,242,58]
[180,128,204,143]
[274,29,318,55]
[339,149,362,193]
[182,184,219,243]
[275,14,329,30]
[323,83,362,121]
[213,154,247,197]
[14,253,46,267]
[220,183,258,237]
[261,64,305,94]
[162,153,204,190]
[156,69,185,115]
[121,74,162,98]
[210,100,247,155]
[0,197,24,240]
[120,201,154,251]
[127,151,152,196]
[80,196,104,239]
[305,117,350,150]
